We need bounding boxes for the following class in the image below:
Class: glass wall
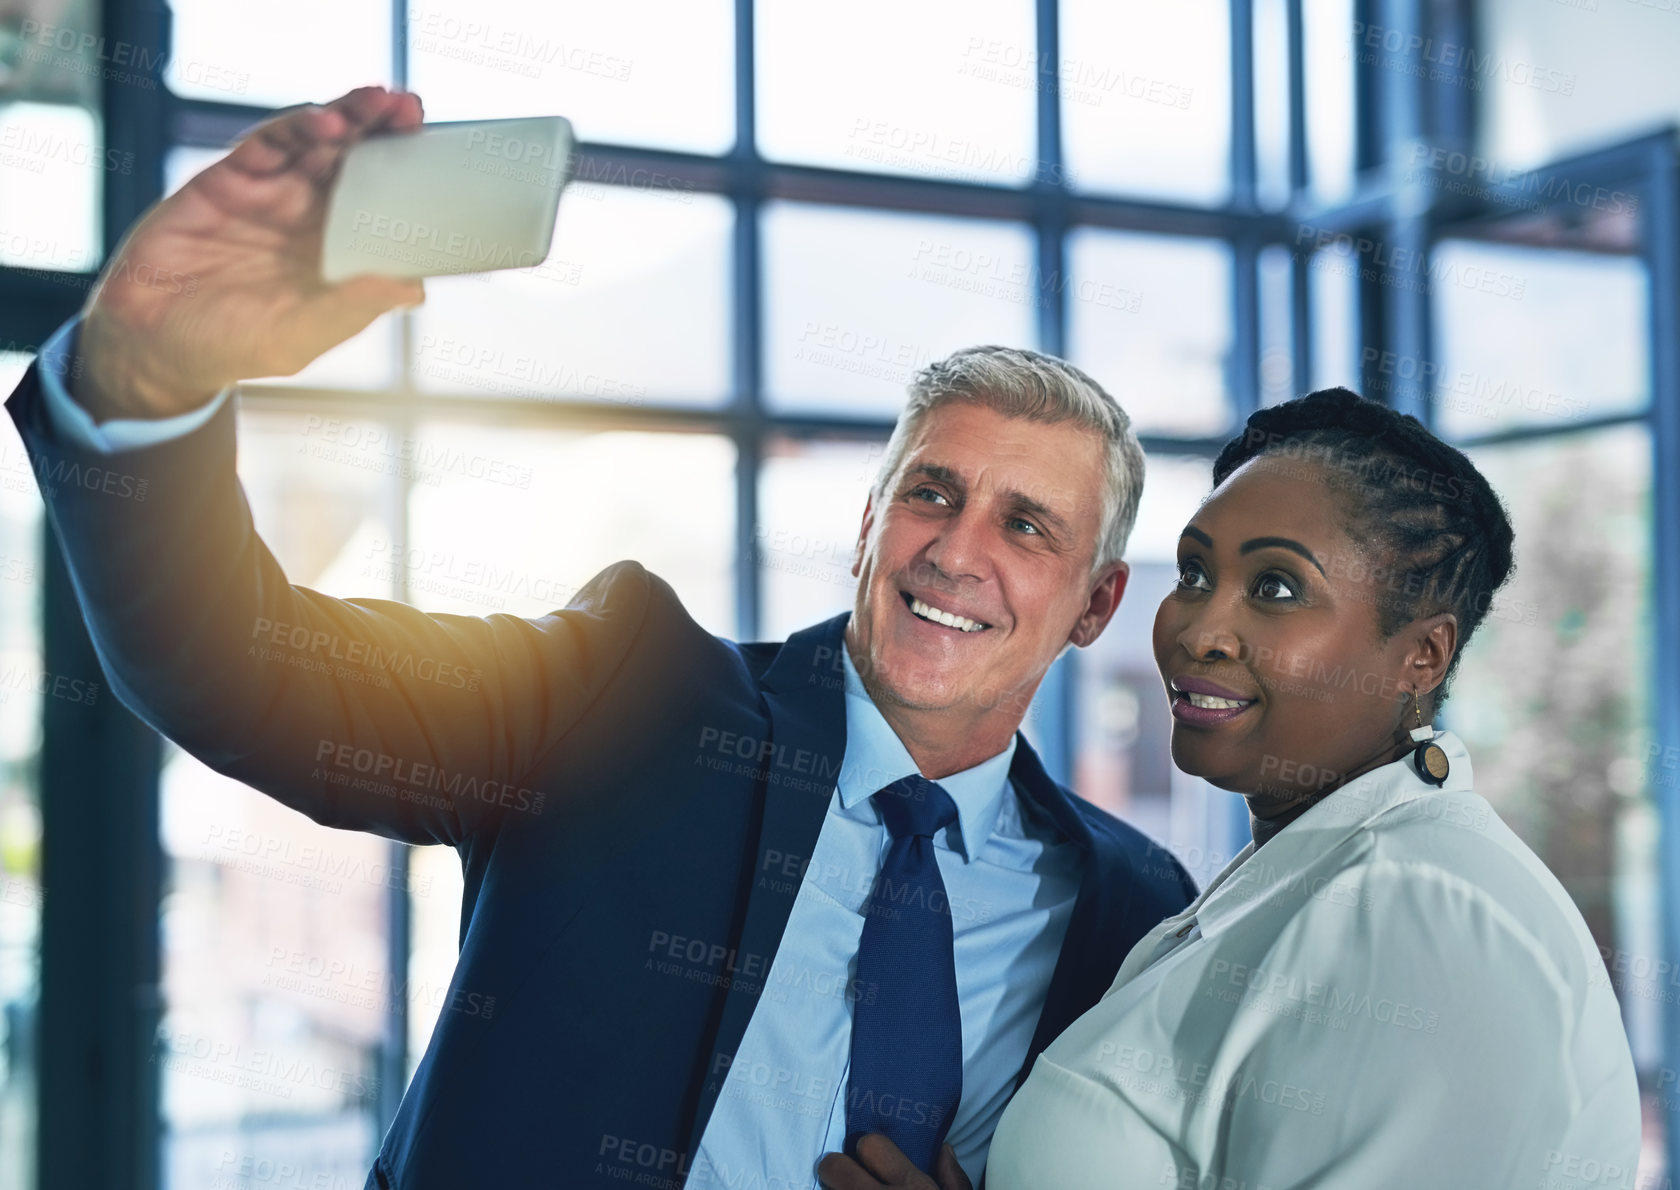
[1429,196,1664,1173]
[0,0,105,1166]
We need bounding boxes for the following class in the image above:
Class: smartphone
[320,115,575,283]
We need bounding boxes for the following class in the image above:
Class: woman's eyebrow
[1177,526,1327,578]
[1239,536,1326,577]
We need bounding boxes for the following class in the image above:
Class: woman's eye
[1254,572,1298,601]
[1176,561,1210,591]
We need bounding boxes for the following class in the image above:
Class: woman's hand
[817,1135,973,1190]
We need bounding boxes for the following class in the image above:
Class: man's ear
[851,495,876,579]
[1069,560,1129,648]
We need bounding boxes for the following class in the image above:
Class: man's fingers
[935,1144,972,1190]
[225,86,421,185]
[816,1137,938,1189]
[855,1133,919,1182]
[816,1153,878,1189]
[228,102,344,179]
[301,87,426,185]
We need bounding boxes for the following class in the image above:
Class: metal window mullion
[37,0,169,1187]
[1033,0,1066,358]
[732,0,762,641]
[1029,0,1075,785]
[1230,0,1258,211]
[376,0,414,1137]
[1640,132,1680,1180]
[377,398,416,1133]
[1286,0,1307,193]
[1448,409,1651,452]
[1224,0,1262,852]
[1352,0,1383,177]
[1284,0,1311,398]
[1369,0,1431,421]
[1231,236,1262,421]
[1230,0,1262,420]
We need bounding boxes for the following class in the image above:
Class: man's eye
[1008,518,1041,536]
[1254,572,1298,601]
[1176,561,1210,591]
[909,486,950,505]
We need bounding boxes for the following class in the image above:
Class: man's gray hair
[872,345,1146,570]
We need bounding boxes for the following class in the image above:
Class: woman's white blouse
[986,730,1641,1189]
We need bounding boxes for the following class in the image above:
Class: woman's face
[1151,454,1452,812]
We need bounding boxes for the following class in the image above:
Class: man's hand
[75,84,428,420]
[817,1136,972,1190]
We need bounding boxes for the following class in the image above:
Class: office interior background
[0,0,1676,1185]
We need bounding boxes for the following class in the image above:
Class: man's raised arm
[6,86,640,846]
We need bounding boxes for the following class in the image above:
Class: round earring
[1409,692,1450,786]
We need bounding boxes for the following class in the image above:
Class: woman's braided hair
[1210,387,1517,712]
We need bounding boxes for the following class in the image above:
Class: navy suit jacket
[7,359,1196,1188]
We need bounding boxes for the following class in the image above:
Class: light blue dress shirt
[34,313,1086,1187]
[690,648,1082,1189]
[35,315,231,452]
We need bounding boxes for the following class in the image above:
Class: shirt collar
[835,644,1016,862]
[1193,728,1476,932]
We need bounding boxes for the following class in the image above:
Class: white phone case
[320,116,575,283]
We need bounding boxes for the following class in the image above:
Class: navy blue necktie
[844,774,963,1174]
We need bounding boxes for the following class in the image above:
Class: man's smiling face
[846,401,1127,734]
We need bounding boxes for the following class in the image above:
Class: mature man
[7,87,1193,1188]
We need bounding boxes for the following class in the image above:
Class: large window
[1424,184,1667,1171]
[0,0,104,1176]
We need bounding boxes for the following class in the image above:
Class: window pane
[1305,0,1357,203]
[406,843,465,1085]
[1125,453,1213,566]
[164,145,224,197]
[1060,0,1230,205]
[1259,244,1295,406]
[1072,457,1222,875]
[1453,425,1657,1098]
[1475,0,1614,171]
[1065,230,1232,436]
[1308,245,1360,391]
[1253,0,1292,210]
[405,422,736,636]
[413,187,731,406]
[164,0,389,106]
[400,422,734,1081]
[247,315,401,392]
[1432,240,1647,439]
[763,203,1037,417]
[756,0,1037,185]
[0,359,43,1190]
[0,101,102,273]
[160,408,400,1185]
[757,437,879,642]
[2,0,100,106]
[409,0,733,155]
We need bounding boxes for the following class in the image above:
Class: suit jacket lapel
[1005,734,1125,1089]
[684,613,851,1152]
